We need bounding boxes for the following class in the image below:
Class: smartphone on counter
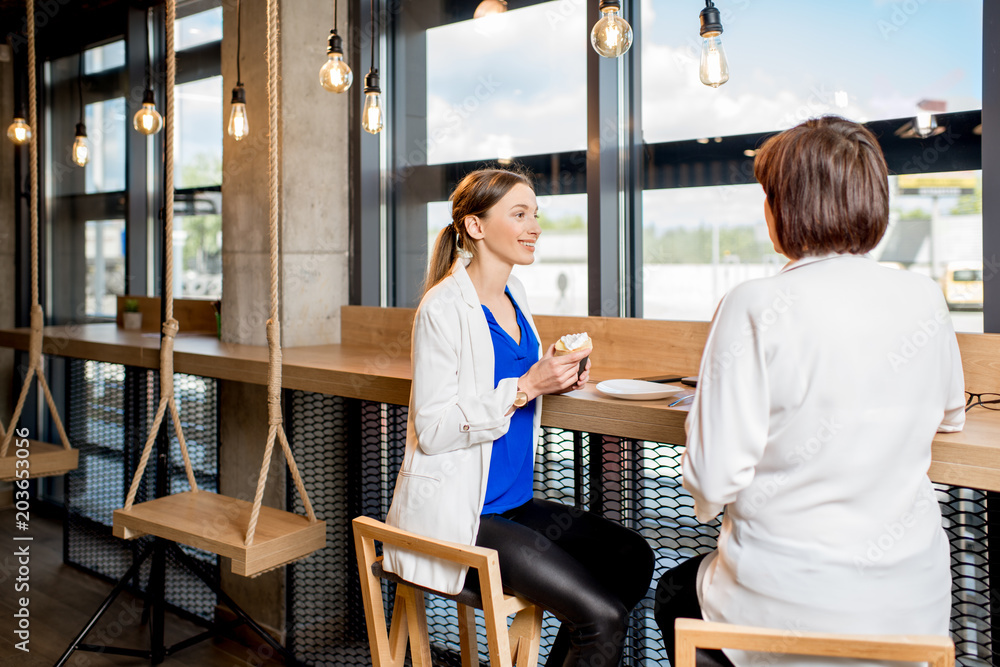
[635,374,686,384]
[680,376,698,387]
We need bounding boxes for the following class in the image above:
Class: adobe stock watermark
[877,0,932,40]
[10,427,32,653]
[852,486,937,573]
[742,415,844,518]
[701,288,798,383]
[886,308,949,372]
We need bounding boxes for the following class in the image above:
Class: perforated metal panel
[284,393,994,667]
[65,359,221,622]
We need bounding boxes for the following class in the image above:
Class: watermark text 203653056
[11,427,32,653]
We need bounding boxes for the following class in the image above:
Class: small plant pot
[123,312,142,331]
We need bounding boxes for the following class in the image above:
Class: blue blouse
[481,288,538,516]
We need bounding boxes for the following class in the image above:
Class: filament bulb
[228,85,249,141]
[320,31,353,93]
[6,118,31,145]
[362,70,384,135]
[133,90,163,135]
[699,34,729,88]
[591,5,632,58]
[72,123,90,167]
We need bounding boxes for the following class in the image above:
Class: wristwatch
[513,388,529,409]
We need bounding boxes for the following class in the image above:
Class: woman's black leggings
[469,498,655,667]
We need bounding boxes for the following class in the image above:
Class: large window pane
[176,7,223,51]
[175,191,223,300]
[878,170,983,333]
[642,185,783,321]
[84,41,125,74]
[174,76,223,188]
[85,98,127,194]
[85,220,126,318]
[642,171,984,334]
[426,2,587,164]
[426,193,587,316]
[641,0,983,143]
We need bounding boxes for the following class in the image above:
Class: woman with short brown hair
[654,117,966,667]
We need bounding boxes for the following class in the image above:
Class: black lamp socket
[327,29,344,55]
[364,69,380,94]
[230,84,246,105]
[700,1,724,36]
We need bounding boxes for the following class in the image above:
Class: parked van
[941,261,983,310]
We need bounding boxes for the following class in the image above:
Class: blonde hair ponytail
[421,168,533,296]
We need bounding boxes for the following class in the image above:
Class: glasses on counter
[965,392,1000,413]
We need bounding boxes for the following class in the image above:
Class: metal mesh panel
[65,360,220,621]
[939,485,992,666]
[286,391,369,665]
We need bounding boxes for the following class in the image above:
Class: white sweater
[683,253,966,667]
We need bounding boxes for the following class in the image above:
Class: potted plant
[123,298,142,331]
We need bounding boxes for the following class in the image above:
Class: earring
[455,233,473,260]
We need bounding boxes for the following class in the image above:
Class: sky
[423,0,983,237]
[426,0,982,161]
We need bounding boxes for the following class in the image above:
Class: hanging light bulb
[591,1,633,59]
[228,84,249,141]
[362,69,383,135]
[699,1,729,88]
[474,0,507,18]
[228,0,249,141]
[133,89,163,135]
[133,10,163,135]
[915,111,937,139]
[320,29,353,93]
[6,117,31,145]
[72,123,90,167]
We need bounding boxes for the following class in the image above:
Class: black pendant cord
[334,0,338,31]
[369,0,376,71]
[235,0,243,86]
[144,8,152,91]
[77,52,84,125]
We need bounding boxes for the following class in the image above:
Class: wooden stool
[352,515,544,667]
[675,618,955,667]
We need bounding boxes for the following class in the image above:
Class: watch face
[515,391,528,407]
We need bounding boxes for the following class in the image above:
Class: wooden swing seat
[113,490,325,577]
[0,440,78,481]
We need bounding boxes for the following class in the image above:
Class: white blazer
[684,254,966,667]
[382,259,543,595]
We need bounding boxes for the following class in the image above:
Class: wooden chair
[352,515,544,667]
[675,618,955,667]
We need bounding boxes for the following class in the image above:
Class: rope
[122,0,199,507]
[0,0,72,457]
[245,0,317,548]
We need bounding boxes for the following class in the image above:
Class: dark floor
[0,507,287,666]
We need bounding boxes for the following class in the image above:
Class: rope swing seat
[112,0,324,578]
[0,0,78,483]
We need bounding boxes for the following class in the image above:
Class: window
[85,220,126,317]
[639,0,983,331]
[172,5,223,300]
[175,7,223,51]
[386,1,589,313]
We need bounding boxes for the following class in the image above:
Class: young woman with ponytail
[383,168,654,667]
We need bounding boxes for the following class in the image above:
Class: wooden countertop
[1,323,998,492]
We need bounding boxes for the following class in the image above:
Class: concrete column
[0,43,14,506]
[219,0,351,639]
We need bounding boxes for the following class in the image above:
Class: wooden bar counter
[1,307,999,492]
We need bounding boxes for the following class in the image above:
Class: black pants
[469,498,654,667]
[653,554,733,667]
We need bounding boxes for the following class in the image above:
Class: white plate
[595,379,684,401]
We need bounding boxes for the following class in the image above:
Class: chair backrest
[674,619,954,667]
